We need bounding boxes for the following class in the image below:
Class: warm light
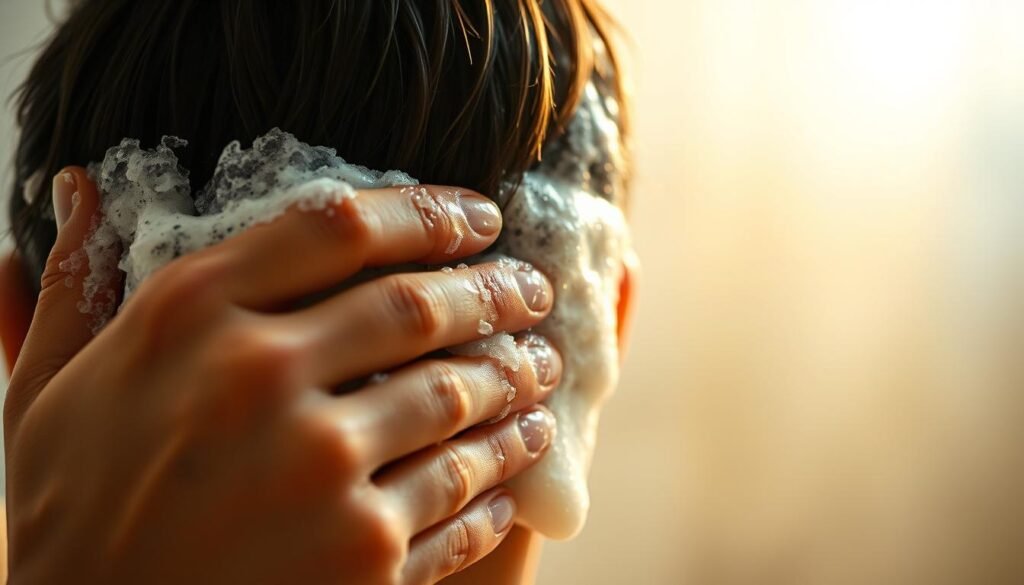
[826,0,968,103]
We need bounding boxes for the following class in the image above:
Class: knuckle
[406,187,450,247]
[487,433,513,482]
[150,252,227,306]
[504,357,535,400]
[439,446,475,512]
[304,417,365,481]
[477,266,518,322]
[423,363,472,435]
[193,326,303,427]
[325,502,404,582]
[128,253,228,340]
[440,518,473,577]
[359,506,407,573]
[310,197,375,252]
[205,325,302,390]
[39,248,119,321]
[39,250,77,292]
[418,187,459,255]
[383,277,446,338]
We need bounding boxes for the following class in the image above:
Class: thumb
[6,167,118,430]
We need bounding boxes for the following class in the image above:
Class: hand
[4,168,561,584]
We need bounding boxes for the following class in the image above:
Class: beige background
[3,1,1024,584]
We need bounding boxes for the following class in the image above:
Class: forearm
[441,526,543,585]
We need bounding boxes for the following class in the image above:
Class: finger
[213,184,502,309]
[401,489,517,585]
[376,405,555,536]
[290,261,554,384]
[6,168,121,431]
[336,334,561,466]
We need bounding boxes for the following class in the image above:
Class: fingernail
[52,172,78,230]
[525,336,560,388]
[518,408,554,454]
[461,198,502,237]
[488,494,515,534]
[513,267,551,312]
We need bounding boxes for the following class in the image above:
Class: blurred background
[2,1,1023,583]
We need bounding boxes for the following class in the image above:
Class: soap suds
[407,186,440,228]
[448,331,521,423]
[477,319,494,336]
[82,129,415,329]
[58,247,86,280]
[82,78,629,541]
[404,185,467,255]
[482,78,630,539]
[448,332,522,373]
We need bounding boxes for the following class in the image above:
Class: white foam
[477,319,495,336]
[84,79,629,540]
[480,80,630,539]
[83,130,415,328]
[404,186,467,255]
[448,332,522,373]
[493,173,628,539]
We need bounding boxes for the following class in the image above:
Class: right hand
[4,167,561,585]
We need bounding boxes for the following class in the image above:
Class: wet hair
[7,0,626,291]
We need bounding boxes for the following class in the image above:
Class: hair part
[8,0,626,289]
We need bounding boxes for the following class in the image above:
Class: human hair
[7,0,626,292]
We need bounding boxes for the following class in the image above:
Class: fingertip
[517,333,562,393]
[486,490,516,536]
[458,193,502,239]
[59,166,99,202]
[517,405,556,456]
[51,167,99,234]
[511,263,553,315]
[418,184,500,247]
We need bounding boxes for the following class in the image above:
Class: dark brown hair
[8,0,625,290]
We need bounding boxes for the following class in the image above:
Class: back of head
[9,0,625,288]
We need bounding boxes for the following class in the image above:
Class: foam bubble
[406,186,468,255]
[84,78,629,541]
[84,129,413,324]
[477,319,495,336]
[448,332,521,373]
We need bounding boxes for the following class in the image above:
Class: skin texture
[0,169,638,584]
[3,167,564,584]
